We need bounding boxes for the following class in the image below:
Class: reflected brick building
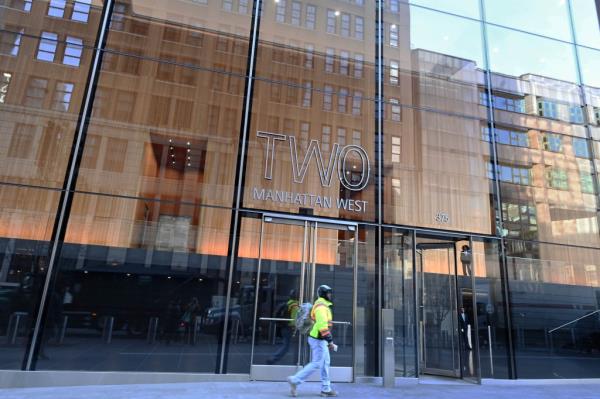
[0,0,599,387]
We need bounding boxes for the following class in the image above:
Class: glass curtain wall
[483,0,600,379]
[0,0,599,380]
[0,0,104,370]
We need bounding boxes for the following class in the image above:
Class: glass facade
[0,0,599,382]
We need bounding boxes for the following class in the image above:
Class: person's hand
[328,343,338,352]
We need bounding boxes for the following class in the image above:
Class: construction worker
[287,285,338,397]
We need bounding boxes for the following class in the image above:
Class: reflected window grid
[542,133,563,153]
[546,167,569,190]
[36,32,58,63]
[0,28,23,56]
[2,0,32,12]
[48,0,66,18]
[72,0,92,23]
[23,77,48,108]
[63,36,83,67]
[52,82,74,111]
[572,138,590,158]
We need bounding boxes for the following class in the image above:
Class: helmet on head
[317,285,333,300]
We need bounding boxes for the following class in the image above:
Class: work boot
[320,390,338,397]
[286,376,298,397]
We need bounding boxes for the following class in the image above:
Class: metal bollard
[102,316,114,344]
[487,325,494,376]
[147,317,159,344]
[58,315,68,344]
[382,309,395,388]
[7,312,27,345]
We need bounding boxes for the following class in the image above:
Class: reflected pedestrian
[267,289,299,364]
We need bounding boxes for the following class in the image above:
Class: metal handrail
[259,317,352,325]
[548,310,600,334]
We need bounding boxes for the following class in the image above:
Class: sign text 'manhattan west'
[252,131,370,213]
[252,187,368,213]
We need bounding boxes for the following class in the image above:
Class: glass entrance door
[417,235,479,382]
[249,213,357,382]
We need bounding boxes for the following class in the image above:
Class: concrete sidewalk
[1,380,599,399]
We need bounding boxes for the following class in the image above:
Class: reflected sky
[409,0,480,19]
[571,0,600,49]
[408,6,484,67]
[487,25,578,83]
[578,46,600,87]
[484,0,571,41]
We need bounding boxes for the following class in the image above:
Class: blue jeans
[289,336,331,393]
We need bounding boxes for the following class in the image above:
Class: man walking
[287,285,338,397]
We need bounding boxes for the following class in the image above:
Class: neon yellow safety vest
[309,297,333,340]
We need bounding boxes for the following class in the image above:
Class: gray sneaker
[320,390,338,397]
[286,376,298,397]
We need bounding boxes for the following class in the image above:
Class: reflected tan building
[0,0,600,386]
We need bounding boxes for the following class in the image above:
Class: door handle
[259,317,293,322]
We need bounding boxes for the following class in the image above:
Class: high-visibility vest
[309,297,333,340]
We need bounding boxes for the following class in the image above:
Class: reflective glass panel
[76,52,245,208]
[255,0,375,99]
[0,34,92,188]
[105,0,251,74]
[571,0,600,49]
[37,194,232,372]
[243,79,376,222]
[578,46,600,88]
[383,108,494,234]
[0,0,103,46]
[384,4,486,118]
[409,0,480,19]
[487,25,578,84]
[382,228,415,377]
[496,130,598,246]
[472,238,510,379]
[0,184,59,370]
[484,0,571,41]
[506,241,600,378]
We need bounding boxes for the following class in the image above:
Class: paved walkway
[1,380,599,399]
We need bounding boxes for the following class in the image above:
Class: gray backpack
[294,302,314,335]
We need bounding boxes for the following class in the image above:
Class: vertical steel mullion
[219,0,262,373]
[375,0,385,379]
[298,221,308,306]
[24,0,115,371]
[376,226,383,377]
[498,238,515,379]
[376,0,384,227]
[567,0,600,227]
[249,218,266,369]
[297,220,308,367]
[478,0,504,240]
[412,230,419,376]
[400,234,407,376]
[479,0,517,379]
[352,225,358,382]
[310,223,317,300]
[469,236,482,384]
[450,245,458,376]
